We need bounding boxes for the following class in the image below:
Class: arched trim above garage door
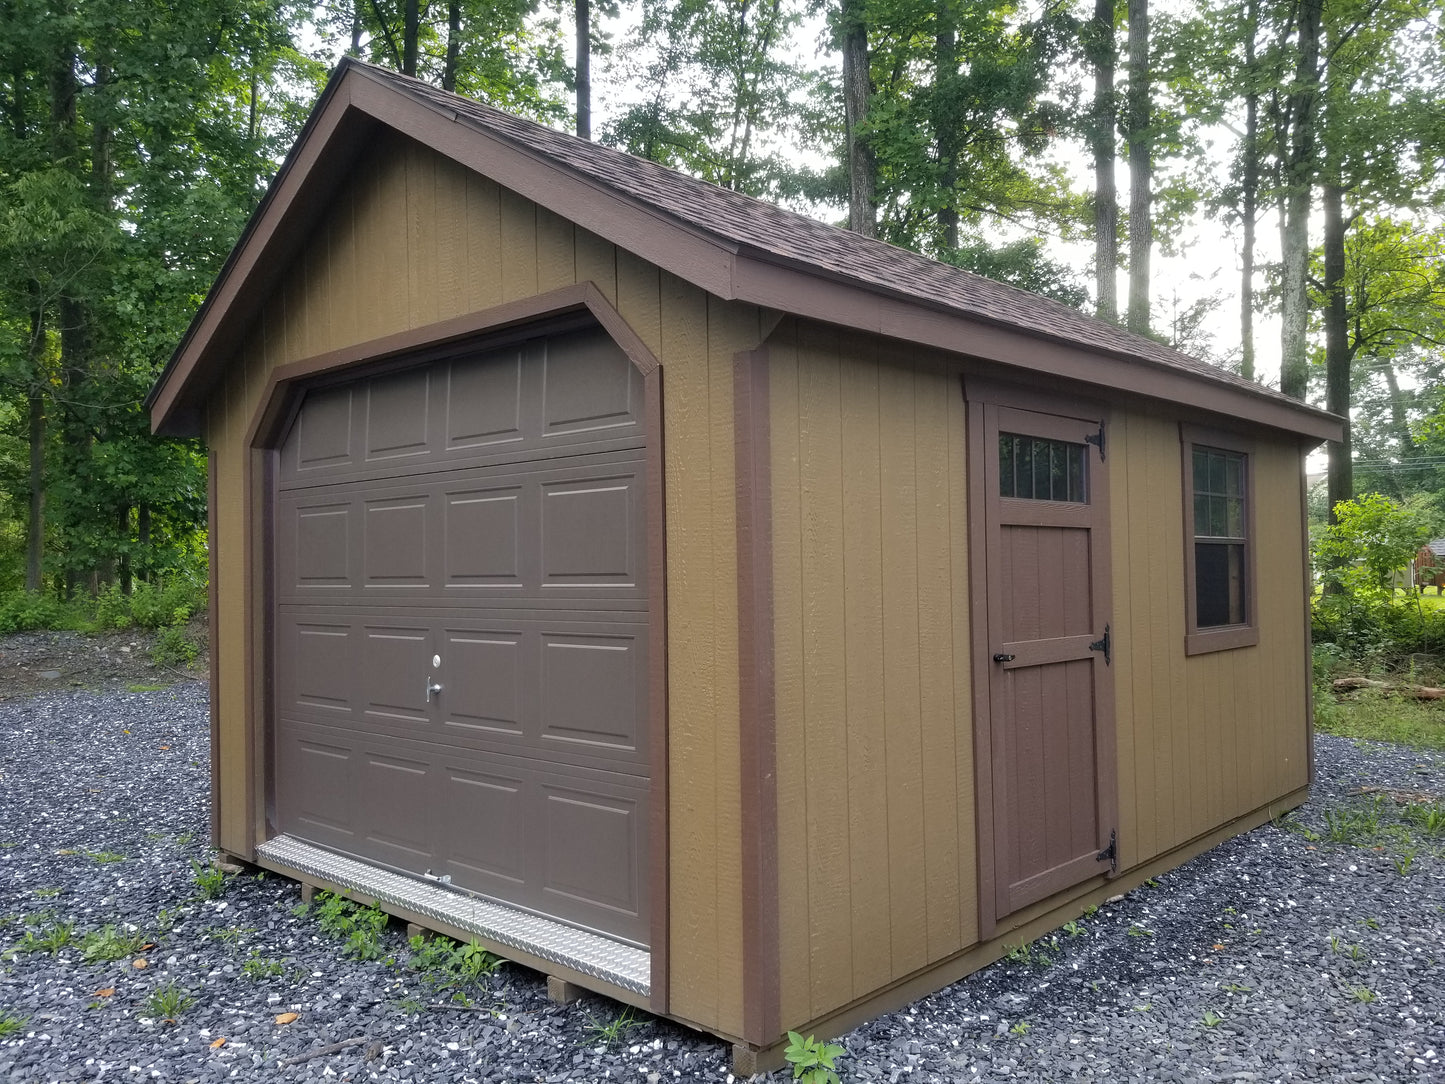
[238,282,669,1011]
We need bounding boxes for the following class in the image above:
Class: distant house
[147,59,1342,1071]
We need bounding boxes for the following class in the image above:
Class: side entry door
[977,401,1117,921]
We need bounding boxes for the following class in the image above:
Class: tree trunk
[443,0,461,91]
[350,0,363,55]
[1322,180,1351,523]
[1090,0,1118,322]
[1278,0,1321,401]
[1380,363,1414,459]
[575,0,590,138]
[840,0,876,237]
[403,0,419,76]
[1239,0,1260,381]
[137,503,151,582]
[1126,0,1151,336]
[118,506,132,595]
[934,3,960,254]
[26,304,45,593]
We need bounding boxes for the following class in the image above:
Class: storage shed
[147,59,1342,1070]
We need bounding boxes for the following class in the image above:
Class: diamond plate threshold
[256,834,650,997]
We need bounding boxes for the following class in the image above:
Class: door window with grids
[1183,429,1258,654]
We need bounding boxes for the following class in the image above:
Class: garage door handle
[993,653,1015,663]
[426,680,443,702]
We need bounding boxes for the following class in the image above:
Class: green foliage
[0,590,78,632]
[1314,494,1433,597]
[144,980,195,1021]
[312,892,390,960]
[152,627,201,668]
[585,1006,642,1047]
[1314,684,1445,751]
[80,924,147,964]
[241,951,286,980]
[1201,1009,1223,1027]
[190,859,230,901]
[405,932,502,991]
[784,1031,846,1084]
[0,1010,28,1038]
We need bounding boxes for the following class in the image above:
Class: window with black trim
[1182,429,1258,654]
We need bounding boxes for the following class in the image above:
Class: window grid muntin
[999,434,1087,503]
[1191,446,1247,628]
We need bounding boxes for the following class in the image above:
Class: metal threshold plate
[256,834,649,996]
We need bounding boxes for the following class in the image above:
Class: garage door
[271,325,651,946]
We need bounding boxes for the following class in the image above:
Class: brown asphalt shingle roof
[359,61,1309,415]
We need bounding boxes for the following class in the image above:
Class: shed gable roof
[149,58,1340,442]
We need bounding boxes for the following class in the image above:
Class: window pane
[1209,451,1226,494]
[1195,493,1209,532]
[1212,496,1229,537]
[1227,456,1243,498]
[999,433,1089,502]
[1193,448,1210,494]
[1227,496,1244,537]
[1196,542,1246,627]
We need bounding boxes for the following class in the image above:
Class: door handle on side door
[426,680,443,702]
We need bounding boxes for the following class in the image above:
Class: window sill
[1185,625,1259,656]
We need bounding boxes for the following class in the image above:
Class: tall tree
[838,0,876,236]
[1125,0,1151,334]
[576,0,591,138]
[1087,0,1119,322]
[1276,0,1321,401]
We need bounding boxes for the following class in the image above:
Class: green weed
[126,684,167,693]
[144,980,195,1021]
[1315,687,1445,751]
[1201,1010,1223,1028]
[586,1006,642,1047]
[241,951,285,980]
[1348,986,1377,1003]
[1127,925,1153,938]
[1010,1020,1031,1036]
[30,887,61,898]
[85,849,126,865]
[0,1010,28,1038]
[1221,983,1252,994]
[151,627,200,668]
[1062,920,1085,937]
[783,1031,845,1084]
[1394,849,1417,876]
[1323,799,1386,844]
[81,925,147,964]
[190,859,229,900]
[1402,802,1445,837]
[312,892,390,960]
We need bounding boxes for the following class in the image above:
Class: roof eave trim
[728,250,1343,443]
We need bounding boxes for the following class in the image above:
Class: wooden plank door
[979,402,1117,920]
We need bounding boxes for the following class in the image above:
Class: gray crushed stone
[0,683,1441,1082]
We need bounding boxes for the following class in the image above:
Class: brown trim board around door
[734,347,780,1048]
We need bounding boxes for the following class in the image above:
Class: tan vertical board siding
[878,357,927,980]
[947,383,977,952]
[769,322,810,1030]
[204,135,756,1036]
[770,321,975,1030]
[1112,411,1308,864]
[917,366,964,962]
[1107,414,1138,870]
[840,339,891,997]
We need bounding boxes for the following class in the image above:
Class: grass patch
[126,683,168,693]
[0,1010,28,1037]
[1314,686,1445,751]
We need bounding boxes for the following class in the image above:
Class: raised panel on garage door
[272,323,652,947]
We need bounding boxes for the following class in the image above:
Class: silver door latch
[426,680,443,702]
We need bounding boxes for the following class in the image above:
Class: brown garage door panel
[274,452,648,608]
[276,612,649,771]
[275,719,649,945]
[279,327,645,490]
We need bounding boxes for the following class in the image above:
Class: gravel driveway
[1,683,1442,1083]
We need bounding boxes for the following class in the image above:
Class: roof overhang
[149,60,1343,445]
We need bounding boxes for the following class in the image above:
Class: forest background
[0,0,1442,632]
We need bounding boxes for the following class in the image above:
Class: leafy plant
[1394,848,1416,876]
[1127,925,1153,938]
[81,925,147,964]
[1221,983,1252,993]
[190,859,229,900]
[311,892,390,960]
[84,849,126,865]
[1009,1020,1031,1036]
[1348,986,1376,1003]
[783,1031,846,1084]
[0,1010,28,1038]
[30,887,61,898]
[585,1006,641,1047]
[242,951,286,980]
[1062,920,1085,937]
[145,980,195,1021]
[1402,802,1445,837]
[1201,1009,1223,1027]
[14,916,75,955]
[151,626,200,668]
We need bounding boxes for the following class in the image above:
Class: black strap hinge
[1084,423,1106,459]
[1097,829,1117,873]
[1089,624,1110,665]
